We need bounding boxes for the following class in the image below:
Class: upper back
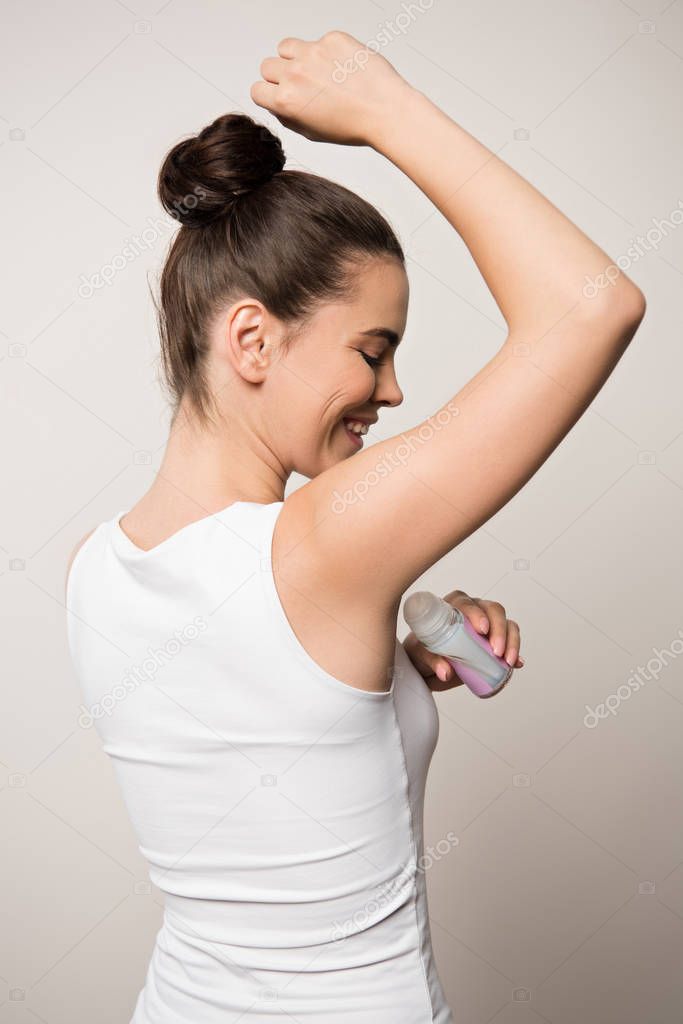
[65,499,436,943]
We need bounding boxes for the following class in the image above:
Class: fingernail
[437,662,450,682]
[479,617,489,632]
[518,656,525,666]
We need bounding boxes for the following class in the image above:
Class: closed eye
[361,352,384,368]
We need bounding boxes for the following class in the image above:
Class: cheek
[321,378,364,421]
[339,363,376,398]
[277,358,374,444]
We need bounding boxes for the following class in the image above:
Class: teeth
[344,419,369,435]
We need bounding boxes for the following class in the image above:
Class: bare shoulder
[269,489,330,611]
[269,488,399,695]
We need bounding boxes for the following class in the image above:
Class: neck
[147,401,287,515]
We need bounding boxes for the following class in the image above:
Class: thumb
[404,633,451,681]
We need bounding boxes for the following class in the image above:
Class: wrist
[366,83,428,155]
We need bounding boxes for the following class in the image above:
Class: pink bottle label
[445,616,513,697]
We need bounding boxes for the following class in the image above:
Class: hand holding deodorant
[403,591,513,698]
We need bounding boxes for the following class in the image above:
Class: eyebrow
[359,328,401,347]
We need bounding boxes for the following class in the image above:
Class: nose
[375,374,403,410]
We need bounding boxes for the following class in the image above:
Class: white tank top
[66,499,453,1023]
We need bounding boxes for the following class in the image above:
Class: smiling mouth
[339,414,377,449]
[342,419,365,448]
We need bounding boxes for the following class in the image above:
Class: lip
[341,415,376,449]
[342,415,378,425]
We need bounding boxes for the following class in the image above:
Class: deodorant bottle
[403,591,513,698]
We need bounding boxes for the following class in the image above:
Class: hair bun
[158,112,286,227]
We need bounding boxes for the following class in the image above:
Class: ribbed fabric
[66,500,453,1023]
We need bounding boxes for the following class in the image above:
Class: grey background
[2,0,682,1021]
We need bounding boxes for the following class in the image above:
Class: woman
[65,30,645,1024]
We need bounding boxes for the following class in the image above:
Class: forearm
[370,86,644,333]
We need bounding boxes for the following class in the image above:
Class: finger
[442,590,489,633]
[441,592,524,667]
[477,600,508,658]
[433,656,457,684]
[460,599,491,634]
[403,633,459,684]
[250,80,288,117]
[260,56,289,84]
[277,36,307,59]
[426,665,466,692]
[250,79,280,111]
[402,632,438,678]
[502,619,521,668]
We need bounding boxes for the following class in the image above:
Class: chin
[317,443,357,476]
[298,426,361,478]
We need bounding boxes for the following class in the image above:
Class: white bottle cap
[403,591,453,642]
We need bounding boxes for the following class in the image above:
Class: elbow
[616,285,647,347]
[622,285,647,327]
[587,282,647,346]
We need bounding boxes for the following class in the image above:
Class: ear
[222,300,277,383]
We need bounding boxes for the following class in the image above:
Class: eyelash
[361,352,384,368]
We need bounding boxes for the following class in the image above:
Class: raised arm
[253,31,646,614]
[371,85,643,338]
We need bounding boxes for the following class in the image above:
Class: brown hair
[153,112,405,427]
